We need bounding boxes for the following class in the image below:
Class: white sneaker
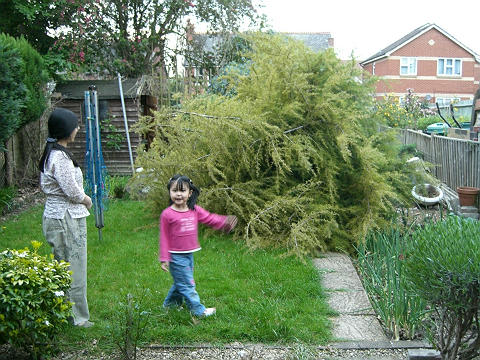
[203,308,216,317]
[76,320,94,328]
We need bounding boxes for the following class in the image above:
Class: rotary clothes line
[84,86,108,240]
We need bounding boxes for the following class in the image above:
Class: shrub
[0,34,25,150]
[0,242,72,358]
[405,216,480,359]
[108,175,131,199]
[131,33,414,257]
[0,34,48,128]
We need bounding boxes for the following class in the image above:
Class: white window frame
[436,97,460,106]
[400,57,417,76]
[437,58,462,76]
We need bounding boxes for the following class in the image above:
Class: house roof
[360,23,480,65]
[280,32,333,52]
[54,79,141,100]
[190,31,333,55]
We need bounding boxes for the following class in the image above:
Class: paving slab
[313,253,389,342]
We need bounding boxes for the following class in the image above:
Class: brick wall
[363,27,480,101]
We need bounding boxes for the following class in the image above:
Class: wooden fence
[400,129,480,190]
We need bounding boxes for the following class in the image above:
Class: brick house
[360,23,480,105]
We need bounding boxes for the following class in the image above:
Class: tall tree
[0,0,78,54]
[53,0,261,77]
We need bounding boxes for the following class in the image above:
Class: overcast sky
[254,0,479,61]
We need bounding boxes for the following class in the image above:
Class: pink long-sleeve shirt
[159,205,227,262]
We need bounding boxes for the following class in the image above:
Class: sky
[254,0,479,61]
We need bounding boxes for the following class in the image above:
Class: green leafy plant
[101,115,125,151]
[405,215,480,359]
[107,175,131,199]
[0,34,25,151]
[0,186,17,215]
[0,241,72,359]
[356,225,427,340]
[107,288,152,360]
[374,89,435,129]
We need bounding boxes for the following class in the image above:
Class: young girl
[159,174,237,317]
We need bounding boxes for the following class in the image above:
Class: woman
[38,108,93,328]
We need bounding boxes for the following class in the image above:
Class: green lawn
[1,200,333,353]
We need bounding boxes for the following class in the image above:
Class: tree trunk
[4,139,13,186]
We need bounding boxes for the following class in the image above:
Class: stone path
[313,252,388,342]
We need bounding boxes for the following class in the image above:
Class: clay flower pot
[456,186,480,207]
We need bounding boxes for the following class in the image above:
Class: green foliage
[208,60,251,96]
[107,289,152,360]
[132,33,414,256]
[0,0,78,54]
[52,0,261,77]
[405,216,480,359]
[107,176,131,200]
[100,115,125,151]
[374,90,435,129]
[0,33,47,131]
[356,225,427,340]
[0,186,17,215]
[11,35,48,127]
[0,241,72,358]
[416,115,443,130]
[0,34,25,149]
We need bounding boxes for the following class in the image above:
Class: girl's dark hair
[167,174,200,210]
[39,108,79,172]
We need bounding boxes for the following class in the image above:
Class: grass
[0,199,333,354]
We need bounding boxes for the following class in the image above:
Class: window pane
[438,59,444,74]
[410,61,416,73]
[455,59,461,75]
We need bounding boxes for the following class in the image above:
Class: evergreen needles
[132,33,415,256]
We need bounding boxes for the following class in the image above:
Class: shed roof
[361,23,480,65]
[54,79,141,100]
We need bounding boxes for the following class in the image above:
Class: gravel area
[41,343,409,360]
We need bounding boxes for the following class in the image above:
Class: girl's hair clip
[46,137,57,143]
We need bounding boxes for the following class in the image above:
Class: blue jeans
[163,253,206,316]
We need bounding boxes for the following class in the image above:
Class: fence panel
[401,129,480,190]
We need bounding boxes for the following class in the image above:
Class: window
[436,97,460,106]
[400,57,417,75]
[437,58,462,76]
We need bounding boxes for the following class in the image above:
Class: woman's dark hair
[39,108,79,172]
[167,174,200,210]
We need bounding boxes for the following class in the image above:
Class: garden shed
[53,79,154,175]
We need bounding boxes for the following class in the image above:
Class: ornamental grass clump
[356,226,427,341]
[0,241,72,359]
[405,216,480,360]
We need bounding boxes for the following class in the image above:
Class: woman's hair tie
[46,137,57,143]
